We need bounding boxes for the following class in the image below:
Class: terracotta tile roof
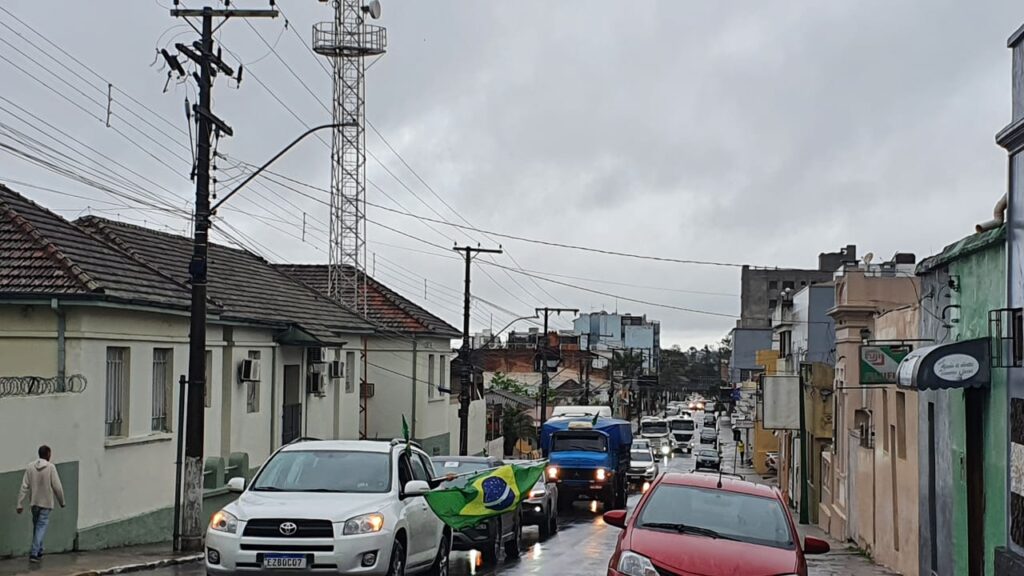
[76,217,374,342]
[275,264,461,339]
[0,184,193,308]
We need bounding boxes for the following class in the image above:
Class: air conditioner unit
[360,382,375,398]
[307,373,325,396]
[328,360,344,380]
[307,347,326,364]
[239,358,261,382]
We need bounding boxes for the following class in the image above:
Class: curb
[73,554,203,576]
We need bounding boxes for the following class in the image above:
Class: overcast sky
[1,1,1022,348]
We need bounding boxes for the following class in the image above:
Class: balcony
[312,22,387,57]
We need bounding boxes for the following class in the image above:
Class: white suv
[206,440,451,576]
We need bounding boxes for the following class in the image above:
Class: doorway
[282,364,302,444]
[965,388,986,576]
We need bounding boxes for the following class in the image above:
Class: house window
[152,348,173,432]
[768,299,778,311]
[345,351,356,394]
[896,391,907,459]
[768,280,778,290]
[428,354,436,399]
[782,280,795,290]
[205,350,213,408]
[246,350,261,413]
[439,355,447,395]
[105,347,130,437]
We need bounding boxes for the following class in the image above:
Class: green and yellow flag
[423,462,546,530]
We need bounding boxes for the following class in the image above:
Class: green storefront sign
[860,345,911,384]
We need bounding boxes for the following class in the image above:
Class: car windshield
[640,422,668,435]
[671,420,695,431]
[699,450,719,459]
[551,432,607,452]
[251,450,391,493]
[638,485,794,549]
[431,460,494,487]
[701,429,717,438]
[631,451,653,462]
[632,440,650,449]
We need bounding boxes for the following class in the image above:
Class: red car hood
[627,528,799,576]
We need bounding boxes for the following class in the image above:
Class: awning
[896,338,990,390]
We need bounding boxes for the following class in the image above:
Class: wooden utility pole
[168,4,277,553]
[454,245,502,455]
[536,307,579,428]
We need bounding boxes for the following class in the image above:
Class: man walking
[16,445,65,562]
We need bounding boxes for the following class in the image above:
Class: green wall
[0,462,79,558]
[951,241,1008,576]
[417,432,451,457]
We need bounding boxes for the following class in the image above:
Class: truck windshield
[552,432,607,453]
[641,422,668,435]
[670,420,695,431]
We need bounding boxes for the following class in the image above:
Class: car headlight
[596,468,607,481]
[343,513,384,535]
[645,466,655,473]
[660,445,670,455]
[547,466,559,479]
[529,486,546,498]
[617,551,659,576]
[209,510,238,534]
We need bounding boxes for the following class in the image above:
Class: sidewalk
[0,545,201,576]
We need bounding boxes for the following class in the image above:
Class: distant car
[699,428,718,447]
[694,449,721,471]
[603,473,830,576]
[506,460,558,541]
[626,449,659,484]
[703,414,718,429]
[431,456,521,565]
[631,439,652,452]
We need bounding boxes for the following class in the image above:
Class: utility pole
[536,307,579,429]
[455,245,502,455]
[167,4,277,553]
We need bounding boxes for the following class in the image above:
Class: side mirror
[804,536,831,555]
[603,509,627,529]
[403,480,431,498]
[227,477,246,493]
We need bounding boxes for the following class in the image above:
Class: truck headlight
[660,445,670,455]
[209,510,238,534]
[547,466,559,480]
[343,513,384,535]
[596,468,607,481]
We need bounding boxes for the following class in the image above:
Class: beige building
[819,255,920,576]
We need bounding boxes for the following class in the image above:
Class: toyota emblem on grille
[279,522,297,536]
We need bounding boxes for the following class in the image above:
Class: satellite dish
[364,0,381,19]
[863,252,874,266]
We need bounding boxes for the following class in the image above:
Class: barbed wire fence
[0,375,87,397]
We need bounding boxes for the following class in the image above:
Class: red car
[603,472,830,576]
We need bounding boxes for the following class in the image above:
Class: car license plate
[263,554,306,569]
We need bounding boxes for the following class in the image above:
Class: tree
[502,405,536,456]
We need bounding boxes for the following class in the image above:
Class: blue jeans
[30,506,50,558]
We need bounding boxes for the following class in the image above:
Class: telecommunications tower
[313,0,386,313]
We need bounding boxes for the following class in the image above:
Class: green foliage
[490,371,553,402]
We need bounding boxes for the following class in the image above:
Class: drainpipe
[49,299,66,391]
[411,336,418,440]
[975,193,1008,232]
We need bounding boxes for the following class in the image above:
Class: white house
[0,186,375,555]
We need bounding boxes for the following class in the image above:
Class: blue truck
[540,416,633,511]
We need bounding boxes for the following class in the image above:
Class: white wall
[449,398,486,455]
[365,336,452,443]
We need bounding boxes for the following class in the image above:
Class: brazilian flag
[423,462,546,530]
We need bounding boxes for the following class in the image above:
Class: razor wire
[0,374,87,397]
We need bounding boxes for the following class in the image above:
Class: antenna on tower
[313,0,387,315]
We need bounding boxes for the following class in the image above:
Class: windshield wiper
[300,488,345,493]
[251,486,287,492]
[642,522,739,541]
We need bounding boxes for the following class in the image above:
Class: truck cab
[541,417,632,511]
[639,417,675,457]
[667,416,696,453]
